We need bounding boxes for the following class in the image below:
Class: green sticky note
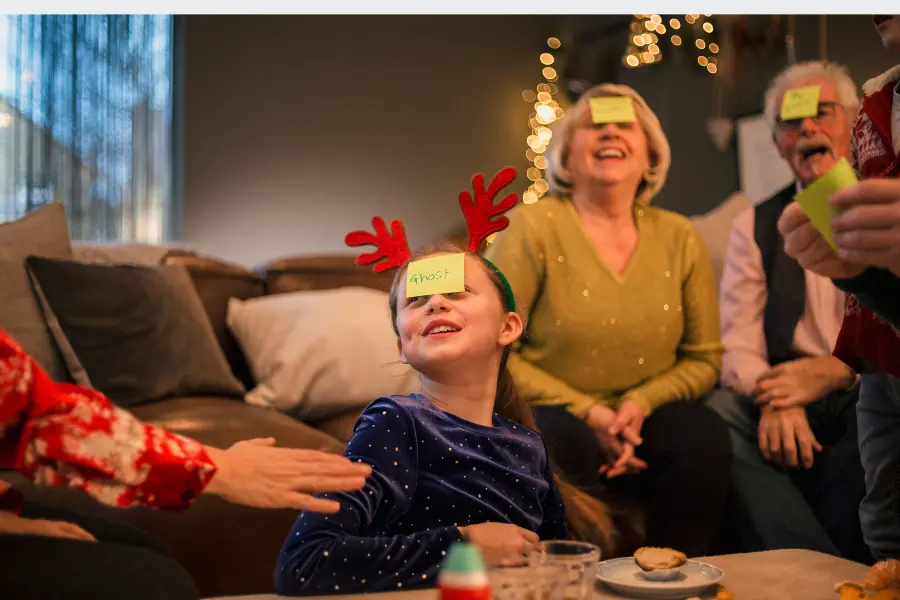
[589,96,636,124]
[780,85,821,120]
[407,253,465,298]
[793,157,858,251]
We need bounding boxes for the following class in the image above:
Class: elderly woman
[484,84,731,557]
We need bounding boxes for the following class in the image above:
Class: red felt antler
[344,216,412,273]
[459,166,519,252]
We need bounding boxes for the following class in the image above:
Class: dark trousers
[0,501,198,600]
[705,387,871,565]
[533,400,732,558]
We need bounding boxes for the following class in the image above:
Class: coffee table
[208,549,869,600]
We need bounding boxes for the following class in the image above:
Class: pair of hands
[585,400,648,479]
[1,437,373,544]
[778,179,900,280]
[752,356,854,469]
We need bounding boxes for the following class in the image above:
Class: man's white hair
[762,60,859,129]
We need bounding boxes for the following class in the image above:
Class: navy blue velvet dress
[275,394,568,596]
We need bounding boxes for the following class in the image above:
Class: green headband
[480,256,517,313]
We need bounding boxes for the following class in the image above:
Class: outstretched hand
[778,202,866,280]
[204,438,371,513]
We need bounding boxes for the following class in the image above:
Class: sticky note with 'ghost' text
[793,157,858,251]
[406,253,465,298]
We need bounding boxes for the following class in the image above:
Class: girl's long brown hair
[388,243,616,556]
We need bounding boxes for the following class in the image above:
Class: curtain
[0,15,175,242]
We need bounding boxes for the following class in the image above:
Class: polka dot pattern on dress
[276,395,566,595]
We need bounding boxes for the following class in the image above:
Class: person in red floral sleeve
[0,328,371,599]
[778,15,900,561]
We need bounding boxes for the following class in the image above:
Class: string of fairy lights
[520,36,564,205]
[623,14,721,74]
[513,21,718,212]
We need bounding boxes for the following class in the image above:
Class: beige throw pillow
[0,203,74,381]
[227,287,419,422]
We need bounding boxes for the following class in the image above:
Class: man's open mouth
[798,144,833,162]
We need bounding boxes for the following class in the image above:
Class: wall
[181,15,552,267]
[182,16,897,266]
[614,15,896,216]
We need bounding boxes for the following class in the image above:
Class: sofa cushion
[227,287,419,422]
[25,256,245,407]
[72,243,197,266]
[690,191,753,292]
[131,396,345,453]
[0,202,74,381]
[166,255,266,391]
[309,407,365,443]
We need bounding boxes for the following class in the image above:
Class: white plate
[596,558,724,599]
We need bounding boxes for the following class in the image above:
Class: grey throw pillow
[26,256,246,407]
[0,203,74,381]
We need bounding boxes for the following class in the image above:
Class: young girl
[275,245,613,596]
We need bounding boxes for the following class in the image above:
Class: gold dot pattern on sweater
[481,196,723,417]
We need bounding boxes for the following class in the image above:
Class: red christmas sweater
[0,329,217,515]
[832,66,900,379]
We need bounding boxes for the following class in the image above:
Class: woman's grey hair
[762,61,860,129]
[544,83,671,206]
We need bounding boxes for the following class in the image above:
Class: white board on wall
[735,113,795,205]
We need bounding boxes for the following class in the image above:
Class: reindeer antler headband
[344,166,519,311]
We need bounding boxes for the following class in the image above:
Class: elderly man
[706,61,871,563]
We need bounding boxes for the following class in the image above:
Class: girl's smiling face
[393,253,521,375]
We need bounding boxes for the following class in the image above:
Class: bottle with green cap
[438,541,492,600]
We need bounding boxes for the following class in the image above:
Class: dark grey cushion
[26,256,246,407]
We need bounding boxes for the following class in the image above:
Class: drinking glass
[528,541,600,600]
[488,563,567,600]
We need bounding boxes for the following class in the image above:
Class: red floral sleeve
[0,329,217,512]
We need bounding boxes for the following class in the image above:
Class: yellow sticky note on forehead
[781,85,821,120]
[406,253,465,298]
[794,157,858,251]
[589,96,636,124]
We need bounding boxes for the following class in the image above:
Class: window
[0,15,175,242]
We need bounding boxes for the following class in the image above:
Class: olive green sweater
[484,196,723,416]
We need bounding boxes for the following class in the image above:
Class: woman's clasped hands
[585,400,648,479]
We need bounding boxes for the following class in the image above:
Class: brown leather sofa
[3,253,392,598]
